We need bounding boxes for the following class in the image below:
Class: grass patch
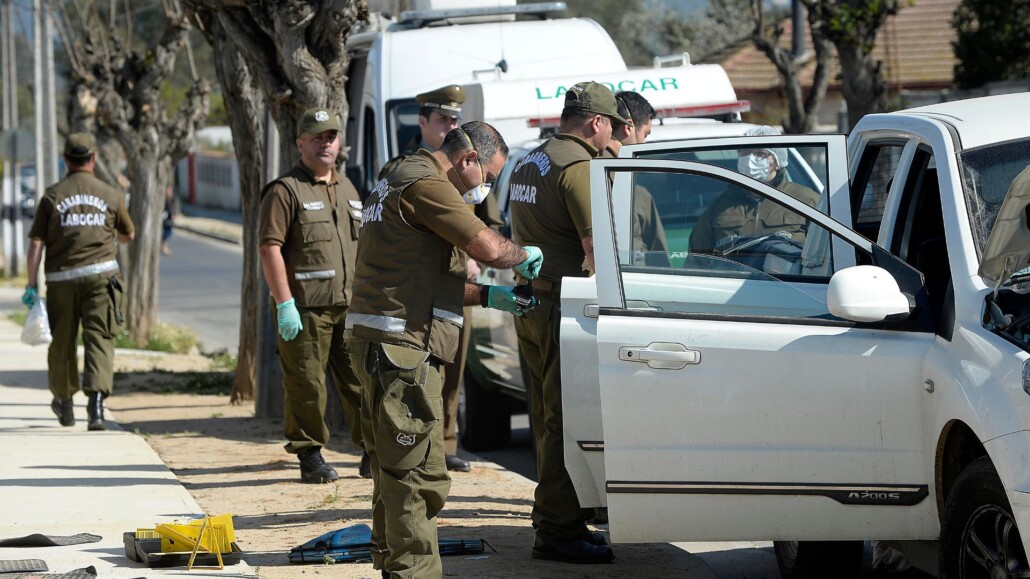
[309,483,343,509]
[9,310,27,326]
[208,349,238,371]
[115,370,234,395]
[116,321,199,354]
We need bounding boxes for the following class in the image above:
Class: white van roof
[353,17,627,101]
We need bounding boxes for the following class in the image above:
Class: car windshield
[961,137,1030,257]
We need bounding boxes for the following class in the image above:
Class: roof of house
[714,0,960,93]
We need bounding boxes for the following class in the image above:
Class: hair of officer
[64,152,93,169]
[614,97,632,128]
[440,121,508,163]
[615,91,656,127]
[419,107,436,120]
[559,107,598,131]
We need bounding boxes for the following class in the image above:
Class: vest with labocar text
[264,165,360,308]
[349,153,466,363]
[508,134,595,283]
[35,171,130,277]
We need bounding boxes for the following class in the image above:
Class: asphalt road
[157,229,243,354]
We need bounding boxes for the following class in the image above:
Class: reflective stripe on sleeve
[294,269,336,280]
[345,313,406,333]
[47,260,119,282]
[432,308,464,327]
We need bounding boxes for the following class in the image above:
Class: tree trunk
[837,43,887,130]
[122,135,167,346]
[204,16,266,402]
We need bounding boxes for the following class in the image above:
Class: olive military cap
[64,132,96,160]
[297,108,341,138]
[564,81,629,124]
[416,85,465,118]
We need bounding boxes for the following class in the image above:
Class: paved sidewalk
[0,287,255,577]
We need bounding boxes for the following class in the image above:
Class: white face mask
[460,157,491,205]
[738,154,774,183]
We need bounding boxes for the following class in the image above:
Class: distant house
[710,0,960,130]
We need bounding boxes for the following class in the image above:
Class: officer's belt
[294,269,336,280]
[517,277,560,293]
[47,259,119,282]
[345,308,463,332]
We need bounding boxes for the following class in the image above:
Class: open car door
[581,151,939,544]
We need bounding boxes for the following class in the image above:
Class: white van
[343,0,626,194]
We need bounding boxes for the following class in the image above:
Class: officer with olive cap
[258,107,368,483]
[507,81,627,564]
[347,120,543,578]
[380,85,503,474]
[24,132,135,431]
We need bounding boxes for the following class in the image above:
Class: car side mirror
[827,265,912,322]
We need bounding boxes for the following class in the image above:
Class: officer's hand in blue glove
[486,286,537,316]
[513,246,543,280]
[21,286,38,309]
[276,298,303,341]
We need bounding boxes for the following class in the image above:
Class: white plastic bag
[21,298,53,346]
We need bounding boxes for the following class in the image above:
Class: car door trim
[606,480,929,506]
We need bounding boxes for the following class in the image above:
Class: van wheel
[940,456,1029,578]
[773,540,862,579]
[458,368,512,451]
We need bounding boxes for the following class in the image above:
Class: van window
[386,99,421,159]
[850,142,906,241]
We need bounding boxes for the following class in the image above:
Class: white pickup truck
[560,93,1030,577]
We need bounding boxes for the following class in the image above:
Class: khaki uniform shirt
[350,151,487,363]
[508,134,597,283]
[258,162,363,308]
[29,170,134,276]
[689,171,820,254]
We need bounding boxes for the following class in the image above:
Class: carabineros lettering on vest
[55,194,109,214]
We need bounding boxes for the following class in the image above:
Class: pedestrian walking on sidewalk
[347,121,542,578]
[23,132,135,431]
[258,107,369,483]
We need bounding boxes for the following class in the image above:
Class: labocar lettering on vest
[60,212,107,227]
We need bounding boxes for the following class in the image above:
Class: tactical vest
[267,165,360,308]
[38,171,128,279]
[508,134,596,283]
[348,153,466,363]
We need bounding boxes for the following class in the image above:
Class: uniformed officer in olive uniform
[23,132,135,431]
[258,108,367,483]
[379,85,503,473]
[347,121,543,578]
[508,82,627,564]
[689,125,819,254]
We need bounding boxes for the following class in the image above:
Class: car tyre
[773,540,862,579]
[458,366,512,451]
[940,456,1029,578]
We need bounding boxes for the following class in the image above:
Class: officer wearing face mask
[380,86,503,474]
[688,125,819,255]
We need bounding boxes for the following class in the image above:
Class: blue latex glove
[21,286,38,309]
[513,246,543,280]
[487,286,537,316]
[276,298,303,341]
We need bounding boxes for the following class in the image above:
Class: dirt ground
[106,352,694,578]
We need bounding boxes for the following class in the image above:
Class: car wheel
[458,366,512,451]
[773,540,862,579]
[940,456,1029,578]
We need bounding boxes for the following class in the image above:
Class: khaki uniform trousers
[46,275,123,400]
[276,305,363,453]
[439,306,473,455]
[348,336,450,579]
[513,289,592,542]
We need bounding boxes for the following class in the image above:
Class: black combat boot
[51,398,75,427]
[298,447,339,483]
[87,392,107,431]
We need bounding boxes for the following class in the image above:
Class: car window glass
[852,143,905,241]
[634,143,830,212]
[607,169,883,320]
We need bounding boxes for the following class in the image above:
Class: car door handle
[619,343,700,370]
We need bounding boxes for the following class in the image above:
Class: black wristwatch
[479,284,491,308]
